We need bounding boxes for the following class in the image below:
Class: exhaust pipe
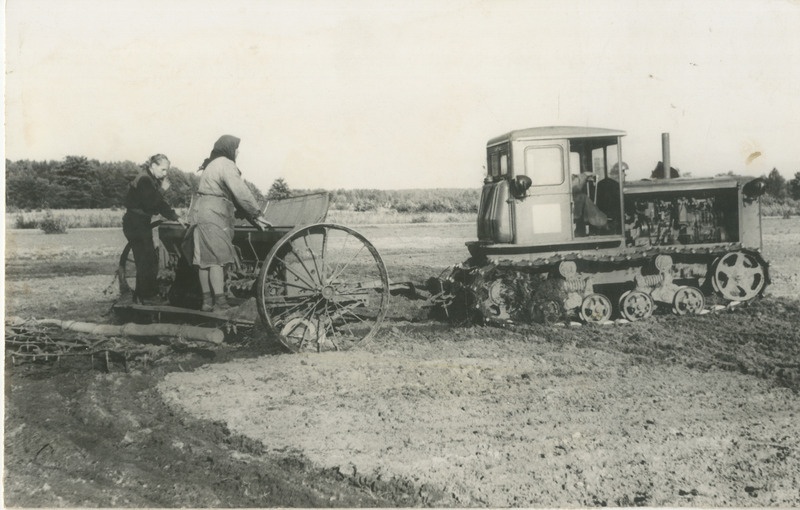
[661,132,671,179]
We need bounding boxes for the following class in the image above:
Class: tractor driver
[595,162,626,230]
[572,171,608,236]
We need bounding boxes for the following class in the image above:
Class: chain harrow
[5,318,170,371]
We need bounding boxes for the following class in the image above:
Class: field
[4,218,800,507]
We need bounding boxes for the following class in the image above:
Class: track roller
[618,290,655,322]
[672,286,704,315]
[579,293,613,324]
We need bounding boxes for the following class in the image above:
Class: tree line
[5,157,265,210]
[6,157,799,214]
[262,178,483,214]
[760,168,800,200]
[4,158,482,214]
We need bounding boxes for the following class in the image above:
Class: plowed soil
[4,218,800,507]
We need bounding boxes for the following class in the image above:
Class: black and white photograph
[4,0,800,507]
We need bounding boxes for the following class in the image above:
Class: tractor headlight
[743,178,767,198]
[512,175,532,198]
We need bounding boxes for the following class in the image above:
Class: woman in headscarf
[186,135,270,311]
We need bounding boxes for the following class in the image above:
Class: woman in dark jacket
[123,154,181,305]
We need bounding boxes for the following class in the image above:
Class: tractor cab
[473,126,626,257]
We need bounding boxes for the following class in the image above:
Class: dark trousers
[123,213,159,299]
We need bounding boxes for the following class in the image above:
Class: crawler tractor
[435,126,769,324]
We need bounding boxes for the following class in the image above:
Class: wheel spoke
[261,294,319,305]
[741,266,764,282]
[328,237,364,284]
[725,253,740,267]
[271,254,319,291]
[327,245,367,285]
[302,234,324,286]
[733,286,748,298]
[270,303,313,327]
[320,227,329,285]
[341,308,372,327]
[288,239,323,287]
[328,300,359,339]
[323,229,350,282]
[261,275,317,293]
[323,307,341,351]
[331,298,378,336]
[283,320,313,351]
[268,295,321,326]
[296,300,325,351]
[330,299,371,325]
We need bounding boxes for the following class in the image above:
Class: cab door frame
[511,139,573,245]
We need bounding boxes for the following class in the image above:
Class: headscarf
[199,135,240,171]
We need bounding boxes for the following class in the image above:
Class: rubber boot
[201,292,214,312]
[213,293,231,311]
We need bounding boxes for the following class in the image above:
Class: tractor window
[524,146,564,186]
[592,148,607,177]
[587,144,620,179]
[570,137,621,179]
[487,145,509,179]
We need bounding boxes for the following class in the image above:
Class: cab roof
[487,126,626,146]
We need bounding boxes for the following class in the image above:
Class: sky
[5,0,800,191]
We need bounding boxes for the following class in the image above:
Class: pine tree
[267,178,291,200]
[765,168,787,199]
[789,172,800,201]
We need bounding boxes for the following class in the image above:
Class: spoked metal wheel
[672,286,704,315]
[255,223,389,353]
[712,251,767,301]
[118,241,172,303]
[118,221,167,302]
[618,290,654,322]
[579,293,612,324]
[118,243,137,298]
